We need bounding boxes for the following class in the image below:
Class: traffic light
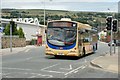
[112,19,118,32]
[106,16,112,30]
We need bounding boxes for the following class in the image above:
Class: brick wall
[2,36,26,49]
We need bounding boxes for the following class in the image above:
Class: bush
[4,24,25,38]
[4,23,18,35]
[18,27,25,38]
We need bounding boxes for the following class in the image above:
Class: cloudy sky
[1,0,120,12]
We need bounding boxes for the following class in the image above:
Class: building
[1,18,46,44]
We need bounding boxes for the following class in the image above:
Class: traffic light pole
[113,33,116,54]
[112,19,118,54]
[106,17,117,55]
[110,23,112,55]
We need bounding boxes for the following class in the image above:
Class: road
[2,41,118,78]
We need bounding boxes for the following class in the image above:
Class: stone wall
[2,36,26,49]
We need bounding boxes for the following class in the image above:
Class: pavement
[1,43,119,74]
[90,49,119,73]
[0,45,45,56]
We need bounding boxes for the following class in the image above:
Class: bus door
[83,37,92,53]
[78,33,82,54]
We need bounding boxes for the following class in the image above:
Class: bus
[45,18,98,57]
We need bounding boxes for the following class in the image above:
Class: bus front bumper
[45,50,79,57]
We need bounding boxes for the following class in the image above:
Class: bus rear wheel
[93,45,95,53]
[96,43,98,50]
[83,47,86,56]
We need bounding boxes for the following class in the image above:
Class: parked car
[108,40,120,46]
[108,41,115,46]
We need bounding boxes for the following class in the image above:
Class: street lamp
[43,0,52,25]
[44,0,45,25]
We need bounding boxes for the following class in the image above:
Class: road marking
[29,76,36,78]
[3,72,53,78]
[41,64,59,70]
[64,65,87,75]
[2,67,32,71]
[81,65,87,69]
[25,49,30,52]
[60,64,72,70]
[26,57,33,60]
[29,73,53,78]
[41,64,65,74]
[73,70,78,73]
[42,70,65,73]
[2,73,11,75]
[4,76,13,78]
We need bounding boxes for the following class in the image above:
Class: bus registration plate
[57,53,64,55]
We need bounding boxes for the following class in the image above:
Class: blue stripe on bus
[47,42,76,50]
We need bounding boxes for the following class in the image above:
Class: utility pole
[10,20,13,52]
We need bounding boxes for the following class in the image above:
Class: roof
[78,22,92,30]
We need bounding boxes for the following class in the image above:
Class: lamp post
[44,0,45,25]
[43,0,52,25]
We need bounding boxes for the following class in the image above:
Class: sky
[1,0,120,12]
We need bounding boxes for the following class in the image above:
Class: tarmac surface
[1,42,119,78]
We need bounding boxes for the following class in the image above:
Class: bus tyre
[83,47,86,56]
[93,45,95,53]
[54,55,58,58]
[96,43,98,50]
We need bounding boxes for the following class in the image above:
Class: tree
[3,23,25,38]
[11,22,18,35]
[4,24,10,35]
[3,23,18,35]
[18,27,25,38]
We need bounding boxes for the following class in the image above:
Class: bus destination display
[48,22,77,27]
